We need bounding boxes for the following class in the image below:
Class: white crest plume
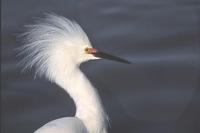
[18,14,92,81]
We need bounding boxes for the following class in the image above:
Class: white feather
[19,13,92,80]
[18,13,109,133]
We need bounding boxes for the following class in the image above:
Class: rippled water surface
[2,0,200,133]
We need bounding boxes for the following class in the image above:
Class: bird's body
[34,117,88,133]
[19,13,129,133]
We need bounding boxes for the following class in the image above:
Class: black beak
[93,51,131,64]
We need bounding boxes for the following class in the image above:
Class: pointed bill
[85,47,131,64]
[93,51,131,64]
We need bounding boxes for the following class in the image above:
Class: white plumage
[19,14,109,133]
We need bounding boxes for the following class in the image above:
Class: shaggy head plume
[18,14,92,81]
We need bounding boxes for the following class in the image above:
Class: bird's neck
[55,66,108,133]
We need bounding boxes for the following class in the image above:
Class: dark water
[2,0,200,133]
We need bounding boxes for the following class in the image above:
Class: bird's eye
[85,47,98,54]
[85,47,89,52]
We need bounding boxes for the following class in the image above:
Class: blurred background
[1,0,200,133]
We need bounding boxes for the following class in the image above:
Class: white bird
[19,13,130,133]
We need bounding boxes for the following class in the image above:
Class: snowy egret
[19,14,130,133]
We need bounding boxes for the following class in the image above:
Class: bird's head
[18,14,130,81]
